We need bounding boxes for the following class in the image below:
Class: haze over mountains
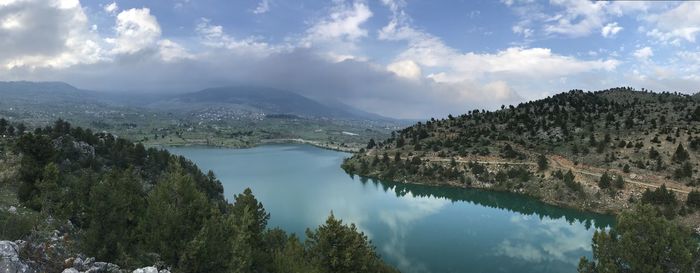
[152,86,392,120]
[0,81,394,122]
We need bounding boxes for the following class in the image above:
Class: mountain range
[0,81,392,121]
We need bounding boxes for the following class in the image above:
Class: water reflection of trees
[353,175,614,229]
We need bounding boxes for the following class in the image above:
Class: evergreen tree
[0,118,7,134]
[537,154,548,171]
[37,163,61,215]
[672,143,689,162]
[179,208,233,273]
[674,161,693,179]
[366,139,376,149]
[16,133,55,210]
[598,171,611,189]
[83,169,146,265]
[641,184,677,207]
[613,175,624,189]
[578,205,698,273]
[687,190,700,209]
[306,213,397,273]
[692,105,700,121]
[648,147,659,159]
[563,170,581,192]
[622,164,630,173]
[230,207,255,273]
[231,188,271,272]
[140,162,212,267]
[271,235,322,273]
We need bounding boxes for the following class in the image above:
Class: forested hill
[0,119,398,273]
[343,87,700,225]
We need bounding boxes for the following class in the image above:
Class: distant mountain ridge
[152,85,392,120]
[0,81,87,102]
[0,81,81,93]
[0,81,394,121]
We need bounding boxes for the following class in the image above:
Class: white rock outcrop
[132,266,170,273]
[0,240,36,273]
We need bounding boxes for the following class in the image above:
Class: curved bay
[169,144,614,273]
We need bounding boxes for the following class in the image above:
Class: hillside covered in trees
[0,119,398,273]
[343,88,700,227]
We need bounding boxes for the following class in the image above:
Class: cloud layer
[1,0,700,118]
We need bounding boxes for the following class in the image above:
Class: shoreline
[352,170,620,217]
[144,138,362,153]
[341,153,700,231]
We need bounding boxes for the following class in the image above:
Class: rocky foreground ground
[1,240,170,273]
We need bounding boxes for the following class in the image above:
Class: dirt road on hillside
[428,155,691,195]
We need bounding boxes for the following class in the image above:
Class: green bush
[0,210,38,240]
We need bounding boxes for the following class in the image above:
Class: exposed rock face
[60,256,170,273]
[51,136,96,160]
[132,266,170,273]
[0,240,37,273]
[3,239,169,273]
[61,256,119,273]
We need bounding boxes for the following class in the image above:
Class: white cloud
[512,25,533,38]
[417,47,618,85]
[378,9,618,84]
[298,1,373,63]
[158,39,192,62]
[648,2,700,44]
[633,46,653,60]
[0,0,104,69]
[387,59,421,79]
[252,0,270,14]
[601,22,622,38]
[505,0,649,39]
[195,18,283,56]
[4,0,689,118]
[104,1,118,14]
[375,0,619,107]
[304,2,372,44]
[108,8,161,55]
[543,0,608,37]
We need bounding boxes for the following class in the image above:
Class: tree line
[6,119,398,273]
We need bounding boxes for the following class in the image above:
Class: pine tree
[598,171,611,189]
[83,169,145,265]
[231,188,271,272]
[687,190,700,209]
[37,163,61,215]
[271,235,322,273]
[179,208,233,273]
[578,205,697,273]
[613,175,624,189]
[366,139,376,149]
[306,213,392,273]
[140,161,212,267]
[672,143,689,162]
[230,207,255,273]
[537,154,548,171]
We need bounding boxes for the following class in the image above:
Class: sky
[1,0,700,119]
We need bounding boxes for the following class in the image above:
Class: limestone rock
[132,266,170,273]
[63,256,120,273]
[0,240,36,273]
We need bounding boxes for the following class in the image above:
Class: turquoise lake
[168,144,614,273]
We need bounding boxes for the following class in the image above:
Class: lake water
[168,144,614,273]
